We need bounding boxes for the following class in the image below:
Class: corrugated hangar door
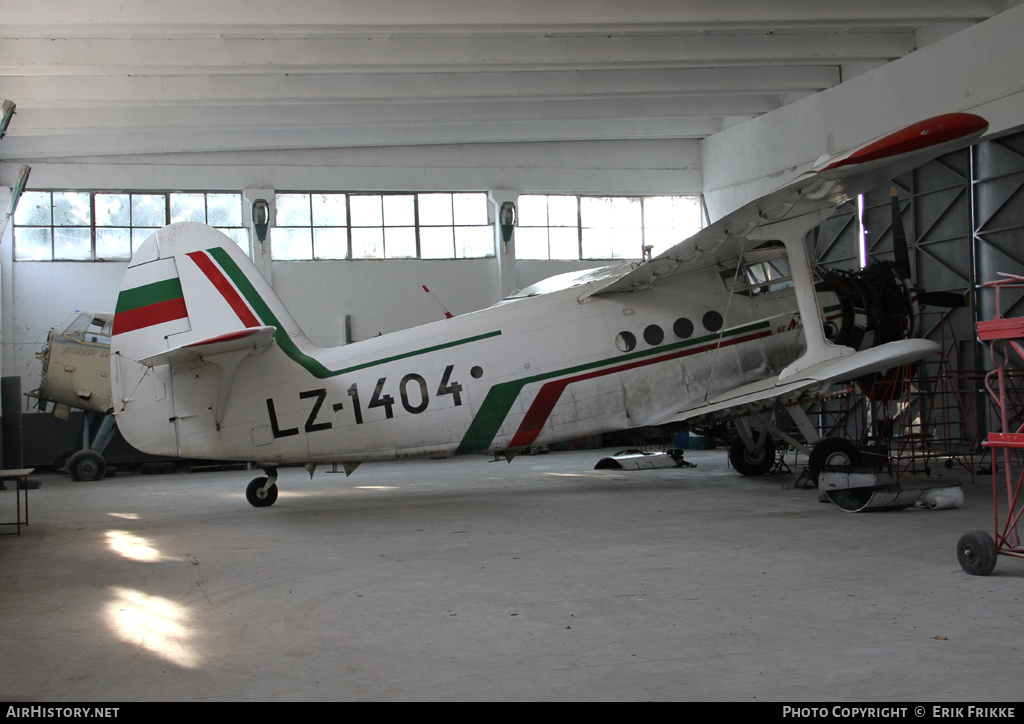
[808,202,860,273]
[974,129,1024,330]
[972,127,1024,437]
[814,126,1024,351]
[861,144,975,356]
[806,125,1024,447]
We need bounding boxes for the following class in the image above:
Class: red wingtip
[824,113,988,171]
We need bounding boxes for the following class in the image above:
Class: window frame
[271,191,495,261]
[515,193,703,261]
[12,190,250,261]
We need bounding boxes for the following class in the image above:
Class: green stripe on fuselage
[206,246,501,378]
[456,320,771,455]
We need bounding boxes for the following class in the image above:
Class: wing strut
[746,210,856,381]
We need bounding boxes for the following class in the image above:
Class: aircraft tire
[246,476,278,507]
[728,435,776,476]
[807,437,860,483]
[67,449,106,482]
[957,529,998,576]
[54,447,75,471]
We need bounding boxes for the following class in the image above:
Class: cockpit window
[723,246,794,296]
[60,313,112,345]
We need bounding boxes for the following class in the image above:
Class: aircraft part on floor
[594,449,690,470]
[818,468,963,512]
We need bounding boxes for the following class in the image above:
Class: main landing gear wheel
[246,476,279,507]
[67,449,107,482]
[957,529,998,576]
[808,437,860,483]
[728,434,776,476]
[809,438,869,511]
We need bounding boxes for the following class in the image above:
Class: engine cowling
[821,261,919,352]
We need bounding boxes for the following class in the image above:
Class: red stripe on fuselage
[508,328,772,449]
[186,251,261,328]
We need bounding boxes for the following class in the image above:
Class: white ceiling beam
[2,116,726,159]
[4,66,840,106]
[0,33,915,75]
[1,1,1016,163]
[1,0,1013,36]
[11,94,781,135]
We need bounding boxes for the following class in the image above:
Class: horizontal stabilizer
[139,325,276,368]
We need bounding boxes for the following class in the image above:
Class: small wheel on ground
[728,434,776,476]
[246,476,278,507]
[957,529,998,576]
[67,449,106,482]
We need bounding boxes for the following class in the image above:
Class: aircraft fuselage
[153,260,809,464]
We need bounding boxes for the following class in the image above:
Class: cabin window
[673,317,694,339]
[615,331,637,352]
[643,324,665,346]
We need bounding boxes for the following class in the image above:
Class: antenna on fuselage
[422,285,454,319]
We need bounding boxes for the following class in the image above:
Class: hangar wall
[0,136,702,410]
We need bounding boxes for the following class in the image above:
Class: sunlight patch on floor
[104,530,166,563]
[103,587,201,669]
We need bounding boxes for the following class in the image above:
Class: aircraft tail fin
[110,222,311,456]
[111,222,307,360]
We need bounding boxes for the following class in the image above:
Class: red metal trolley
[960,273,1024,574]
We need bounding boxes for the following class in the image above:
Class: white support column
[488,190,519,299]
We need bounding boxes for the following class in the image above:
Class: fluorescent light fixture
[6,165,31,217]
[1,164,31,241]
[0,100,15,140]
[499,200,516,243]
[251,198,269,241]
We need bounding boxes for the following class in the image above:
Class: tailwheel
[246,475,279,507]
[957,529,998,576]
[728,434,776,476]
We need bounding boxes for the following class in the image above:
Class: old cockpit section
[29,311,114,415]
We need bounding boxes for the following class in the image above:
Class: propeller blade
[918,290,971,308]
[889,187,912,277]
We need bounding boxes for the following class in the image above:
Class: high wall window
[12,191,249,261]
[11,189,699,262]
[273,192,493,260]
[516,194,702,260]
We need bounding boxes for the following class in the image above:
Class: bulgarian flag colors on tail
[113,258,189,335]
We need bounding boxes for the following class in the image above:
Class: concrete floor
[0,447,1020,702]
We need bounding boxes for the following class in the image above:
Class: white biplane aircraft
[109,113,988,507]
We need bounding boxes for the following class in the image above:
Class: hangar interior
[2,1,1024,702]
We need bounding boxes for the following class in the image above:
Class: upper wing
[585,114,986,428]
[583,113,988,298]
